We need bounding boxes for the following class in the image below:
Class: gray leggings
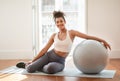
[26,49,65,74]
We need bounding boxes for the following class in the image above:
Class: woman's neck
[59,28,67,34]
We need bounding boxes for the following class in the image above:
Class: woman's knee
[43,62,64,74]
[26,65,36,73]
[45,65,56,74]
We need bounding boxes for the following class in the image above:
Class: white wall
[87,0,120,58]
[0,0,33,59]
[0,0,120,59]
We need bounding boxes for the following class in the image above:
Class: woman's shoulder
[50,32,57,39]
[68,29,77,38]
[68,29,77,34]
[68,29,79,40]
[51,33,57,37]
[68,29,82,37]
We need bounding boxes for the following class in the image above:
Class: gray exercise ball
[73,40,109,74]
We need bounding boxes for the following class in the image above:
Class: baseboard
[109,50,120,59]
[0,50,33,59]
[0,50,120,59]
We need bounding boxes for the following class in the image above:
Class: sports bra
[54,31,73,52]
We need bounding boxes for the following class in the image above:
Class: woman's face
[55,17,66,30]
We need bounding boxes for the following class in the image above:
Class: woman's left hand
[102,41,111,50]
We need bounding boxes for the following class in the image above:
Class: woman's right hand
[26,61,32,65]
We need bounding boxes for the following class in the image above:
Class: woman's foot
[16,62,26,68]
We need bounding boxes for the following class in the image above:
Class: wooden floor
[0,59,120,81]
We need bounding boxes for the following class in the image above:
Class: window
[32,0,87,55]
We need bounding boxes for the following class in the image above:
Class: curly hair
[53,11,66,22]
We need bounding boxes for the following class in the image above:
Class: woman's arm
[71,30,111,50]
[31,33,56,62]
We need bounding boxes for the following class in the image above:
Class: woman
[16,11,111,74]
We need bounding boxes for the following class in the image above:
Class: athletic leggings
[26,49,65,74]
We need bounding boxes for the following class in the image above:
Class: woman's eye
[60,21,63,23]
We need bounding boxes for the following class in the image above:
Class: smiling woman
[16,10,110,74]
[32,0,87,55]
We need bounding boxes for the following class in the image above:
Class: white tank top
[54,31,73,52]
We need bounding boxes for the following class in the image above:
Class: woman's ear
[64,20,66,24]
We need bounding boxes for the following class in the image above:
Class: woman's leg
[41,49,65,74]
[42,62,64,74]
[26,49,66,73]
[26,54,49,73]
